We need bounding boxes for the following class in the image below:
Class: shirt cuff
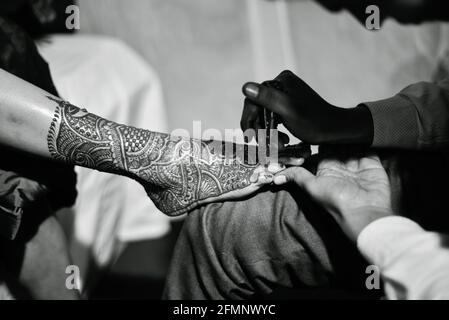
[357,216,425,268]
[362,95,418,149]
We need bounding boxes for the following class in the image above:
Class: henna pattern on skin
[46,96,262,216]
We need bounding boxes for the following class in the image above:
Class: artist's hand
[273,153,393,241]
[241,70,373,145]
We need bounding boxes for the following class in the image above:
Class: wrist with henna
[46,96,271,216]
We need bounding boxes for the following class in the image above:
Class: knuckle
[280,69,293,76]
[276,70,295,82]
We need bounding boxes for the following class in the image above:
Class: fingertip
[249,171,259,183]
[268,162,285,173]
[242,82,260,99]
[292,158,305,166]
[279,157,304,167]
[278,70,293,78]
[273,175,287,185]
[258,173,274,184]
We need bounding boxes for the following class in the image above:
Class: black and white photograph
[0,0,449,312]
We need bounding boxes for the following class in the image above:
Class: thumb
[242,82,291,118]
[273,167,315,189]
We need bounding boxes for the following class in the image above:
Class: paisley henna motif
[46,96,259,216]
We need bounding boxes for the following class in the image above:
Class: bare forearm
[0,69,57,158]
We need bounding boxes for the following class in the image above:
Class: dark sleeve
[361,79,449,150]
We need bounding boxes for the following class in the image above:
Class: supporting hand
[273,153,392,240]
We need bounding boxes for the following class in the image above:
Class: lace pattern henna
[46,96,260,216]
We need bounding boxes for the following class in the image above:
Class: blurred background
[80,0,449,133]
[35,0,449,299]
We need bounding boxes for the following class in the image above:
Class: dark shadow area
[90,220,184,300]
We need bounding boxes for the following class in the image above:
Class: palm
[309,156,391,215]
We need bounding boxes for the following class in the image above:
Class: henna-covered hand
[46,96,277,216]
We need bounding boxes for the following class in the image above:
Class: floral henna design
[46,96,263,216]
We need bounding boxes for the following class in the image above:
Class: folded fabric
[0,170,47,240]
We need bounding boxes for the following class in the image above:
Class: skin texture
[46,96,273,216]
[274,153,393,241]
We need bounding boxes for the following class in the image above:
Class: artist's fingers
[250,166,274,185]
[273,70,303,93]
[241,99,262,141]
[257,171,274,184]
[273,166,315,188]
[264,158,305,176]
[278,157,305,167]
[357,154,385,171]
[242,82,291,119]
[267,162,285,174]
